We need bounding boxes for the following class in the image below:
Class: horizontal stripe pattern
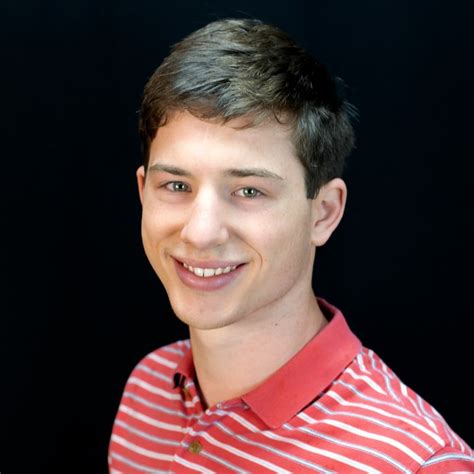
[110,335,473,472]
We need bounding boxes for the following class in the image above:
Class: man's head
[139,18,355,199]
[136,19,353,330]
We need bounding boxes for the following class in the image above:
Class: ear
[310,178,347,247]
[136,165,146,205]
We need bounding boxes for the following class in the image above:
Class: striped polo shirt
[109,298,473,473]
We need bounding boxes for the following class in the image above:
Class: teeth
[194,267,204,277]
[203,268,214,277]
[182,262,238,278]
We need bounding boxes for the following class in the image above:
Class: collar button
[188,440,202,454]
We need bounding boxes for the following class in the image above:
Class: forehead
[148,111,303,177]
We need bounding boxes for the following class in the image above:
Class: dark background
[1,0,473,472]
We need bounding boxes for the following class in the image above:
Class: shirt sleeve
[416,446,474,473]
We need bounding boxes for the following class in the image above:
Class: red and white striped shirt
[109,299,473,473]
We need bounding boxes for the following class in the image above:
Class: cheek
[258,209,313,268]
[273,204,312,243]
[141,203,180,239]
[141,209,158,245]
[140,210,170,268]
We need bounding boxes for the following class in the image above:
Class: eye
[235,187,263,199]
[164,181,190,192]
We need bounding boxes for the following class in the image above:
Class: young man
[109,19,473,473]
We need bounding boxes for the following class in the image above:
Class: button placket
[182,385,193,401]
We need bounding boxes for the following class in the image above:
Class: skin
[137,111,347,407]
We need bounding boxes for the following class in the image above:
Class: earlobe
[310,178,347,247]
[136,165,146,205]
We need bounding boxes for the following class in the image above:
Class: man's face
[137,111,318,331]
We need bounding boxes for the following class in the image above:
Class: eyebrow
[147,163,192,176]
[225,168,283,180]
[147,163,283,180]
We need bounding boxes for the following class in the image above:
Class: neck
[189,291,327,409]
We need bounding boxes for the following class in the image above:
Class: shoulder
[305,346,473,472]
[416,446,474,472]
[137,339,191,371]
[121,339,190,393]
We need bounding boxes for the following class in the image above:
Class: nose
[180,188,229,250]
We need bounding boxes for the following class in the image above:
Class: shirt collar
[173,346,195,389]
[243,298,361,428]
[173,297,361,428]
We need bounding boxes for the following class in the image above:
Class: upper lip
[173,256,245,269]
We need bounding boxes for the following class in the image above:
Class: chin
[172,302,241,331]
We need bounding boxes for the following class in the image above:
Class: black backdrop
[1,0,473,472]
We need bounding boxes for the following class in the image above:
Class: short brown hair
[139,18,355,198]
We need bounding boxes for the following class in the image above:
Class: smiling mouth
[182,262,240,278]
